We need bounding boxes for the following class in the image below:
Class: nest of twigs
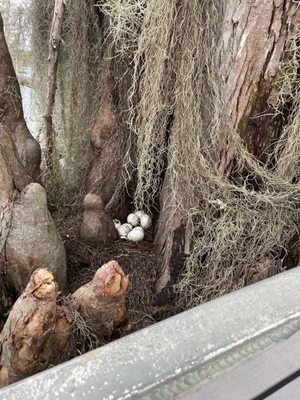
[54,206,179,338]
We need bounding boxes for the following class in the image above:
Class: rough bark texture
[221,0,298,158]
[0,269,71,388]
[155,0,299,295]
[5,183,67,294]
[80,193,119,246]
[154,171,184,295]
[0,13,40,179]
[222,0,297,124]
[86,76,117,200]
[71,260,129,338]
[0,126,31,192]
[0,18,68,311]
[85,74,129,220]
[0,262,130,388]
[0,125,31,316]
[44,0,65,166]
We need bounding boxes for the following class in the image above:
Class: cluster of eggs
[114,211,151,242]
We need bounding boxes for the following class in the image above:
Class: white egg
[140,214,152,229]
[134,210,145,219]
[127,213,139,227]
[113,219,121,229]
[117,223,133,238]
[127,227,144,242]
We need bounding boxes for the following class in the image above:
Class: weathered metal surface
[2,268,300,399]
[179,327,300,399]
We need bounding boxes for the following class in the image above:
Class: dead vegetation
[31,0,104,207]
[54,207,166,335]
[111,0,300,307]
[1,0,300,387]
[31,1,300,322]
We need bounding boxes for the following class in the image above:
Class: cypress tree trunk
[3,0,300,352]
[0,12,67,317]
[154,0,299,296]
[1,1,300,389]
[22,0,300,309]
[0,13,40,179]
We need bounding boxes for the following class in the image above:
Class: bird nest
[53,206,177,338]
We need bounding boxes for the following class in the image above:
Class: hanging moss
[31,0,104,207]
[32,0,300,308]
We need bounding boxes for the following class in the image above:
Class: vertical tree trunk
[0,125,30,317]
[0,14,67,315]
[44,0,65,168]
[221,0,298,160]
[0,13,40,179]
[83,36,132,222]
[155,0,299,295]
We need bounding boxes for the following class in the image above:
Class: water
[20,84,40,140]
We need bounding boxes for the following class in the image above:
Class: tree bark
[71,260,129,338]
[5,183,68,295]
[86,75,120,204]
[0,13,40,180]
[85,66,130,221]
[80,193,119,246]
[0,269,71,387]
[44,0,65,168]
[0,263,129,387]
[221,0,298,161]
[0,17,67,314]
[0,125,30,317]
[155,0,299,295]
